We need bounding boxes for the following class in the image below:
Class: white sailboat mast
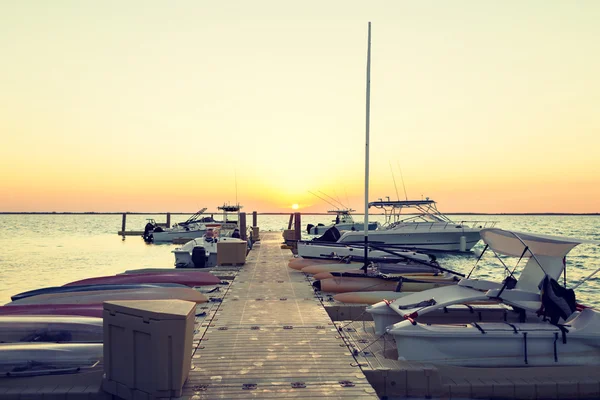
[363,22,371,269]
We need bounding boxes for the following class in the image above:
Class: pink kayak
[64,272,221,287]
[0,304,103,318]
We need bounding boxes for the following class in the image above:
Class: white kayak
[0,315,103,343]
[0,342,103,375]
[7,287,207,306]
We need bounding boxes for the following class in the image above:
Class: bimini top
[480,228,600,259]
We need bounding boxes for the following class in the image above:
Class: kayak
[312,270,440,281]
[0,315,103,343]
[0,342,103,375]
[289,258,360,271]
[333,291,410,304]
[0,304,103,318]
[11,283,188,301]
[313,274,459,294]
[63,272,221,287]
[301,262,439,275]
[120,268,214,275]
[7,287,208,306]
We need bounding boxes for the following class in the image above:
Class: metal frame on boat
[367,228,600,366]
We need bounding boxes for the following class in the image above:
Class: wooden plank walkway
[182,232,379,399]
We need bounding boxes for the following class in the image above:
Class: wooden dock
[182,232,378,399]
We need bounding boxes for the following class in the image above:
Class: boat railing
[386,220,498,231]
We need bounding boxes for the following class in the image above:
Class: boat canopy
[480,228,600,259]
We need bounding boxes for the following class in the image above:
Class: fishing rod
[389,161,400,201]
[318,190,348,209]
[397,161,408,201]
[308,191,339,209]
[367,243,466,277]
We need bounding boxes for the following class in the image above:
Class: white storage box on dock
[217,241,247,265]
[102,299,195,399]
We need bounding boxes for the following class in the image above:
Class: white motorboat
[297,232,436,264]
[377,228,600,366]
[145,204,242,243]
[143,207,221,243]
[173,233,247,268]
[306,209,378,235]
[335,199,496,252]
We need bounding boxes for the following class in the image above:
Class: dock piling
[239,212,247,240]
[166,213,171,228]
[252,211,257,227]
[294,212,301,241]
[121,213,126,234]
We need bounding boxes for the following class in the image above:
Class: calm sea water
[0,214,598,308]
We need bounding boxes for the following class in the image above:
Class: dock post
[121,213,127,234]
[166,213,171,228]
[252,211,257,227]
[294,212,301,241]
[239,212,247,240]
[288,213,294,229]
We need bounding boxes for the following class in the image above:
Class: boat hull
[314,276,455,293]
[296,242,433,261]
[337,229,482,252]
[388,309,600,366]
[308,222,378,235]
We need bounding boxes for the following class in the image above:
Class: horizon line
[0,211,599,216]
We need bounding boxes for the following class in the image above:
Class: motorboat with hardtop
[334,198,496,252]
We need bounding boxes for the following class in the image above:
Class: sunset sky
[1,1,598,213]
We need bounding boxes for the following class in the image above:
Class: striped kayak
[11,283,188,301]
[63,272,221,287]
[0,315,103,343]
[7,287,208,306]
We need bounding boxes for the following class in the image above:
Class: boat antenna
[389,161,400,201]
[308,190,339,209]
[234,169,238,206]
[318,190,347,209]
[363,21,371,273]
[344,187,351,209]
[397,161,408,201]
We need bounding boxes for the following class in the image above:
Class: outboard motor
[191,246,207,268]
[312,226,341,243]
[306,224,314,234]
[143,222,155,242]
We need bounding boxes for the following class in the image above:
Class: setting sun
[291,204,299,210]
